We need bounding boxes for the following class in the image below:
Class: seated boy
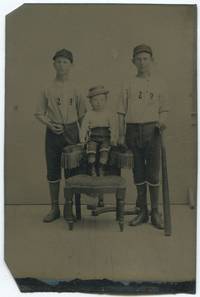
[80,85,117,176]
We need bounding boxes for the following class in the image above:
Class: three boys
[36,45,169,230]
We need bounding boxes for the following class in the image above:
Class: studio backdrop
[5,4,196,205]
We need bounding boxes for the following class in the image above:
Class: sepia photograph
[4,2,197,294]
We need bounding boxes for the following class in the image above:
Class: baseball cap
[87,85,109,98]
[53,48,73,63]
[133,44,153,57]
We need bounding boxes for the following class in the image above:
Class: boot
[133,196,143,215]
[43,182,60,223]
[99,164,106,177]
[149,186,164,229]
[129,206,149,226]
[88,163,97,176]
[129,184,148,226]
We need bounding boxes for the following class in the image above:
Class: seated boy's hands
[118,144,128,153]
[80,141,86,147]
[110,139,117,147]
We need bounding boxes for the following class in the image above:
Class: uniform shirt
[80,109,117,143]
[35,79,86,124]
[118,75,169,123]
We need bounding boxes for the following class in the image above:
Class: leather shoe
[151,209,164,229]
[43,208,60,223]
[129,208,149,226]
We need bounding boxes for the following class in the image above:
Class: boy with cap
[118,44,169,229]
[35,48,86,223]
[80,85,117,176]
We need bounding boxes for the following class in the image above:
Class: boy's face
[53,57,72,76]
[133,52,153,74]
[90,94,107,111]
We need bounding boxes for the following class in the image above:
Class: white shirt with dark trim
[118,75,169,123]
[35,79,86,124]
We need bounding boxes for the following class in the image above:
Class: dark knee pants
[125,123,160,186]
[45,122,79,182]
[86,127,111,164]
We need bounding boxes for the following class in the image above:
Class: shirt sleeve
[117,84,128,115]
[109,112,118,143]
[159,81,170,114]
[34,88,49,118]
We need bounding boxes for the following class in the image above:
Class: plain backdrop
[5,4,197,204]
[1,2,198,297]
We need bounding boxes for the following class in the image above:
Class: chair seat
[65,174,126,189]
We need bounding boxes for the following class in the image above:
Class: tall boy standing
[35,49,86,223]
[118,44,169,229]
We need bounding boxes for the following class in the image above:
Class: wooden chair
[63,175,126,232]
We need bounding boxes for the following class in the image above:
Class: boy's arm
[159,82,170,132]
[34,90,63,134]
[80,113,89,143]
[76,94,87,126]
[118,113,126,144]
[117,86,128,144]
[109,113,117,145]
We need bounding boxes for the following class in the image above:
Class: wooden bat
[160,129,172,236]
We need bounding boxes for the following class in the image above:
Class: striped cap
[133,44,153,57]
[87,85,109,98]
[53,48,73,63]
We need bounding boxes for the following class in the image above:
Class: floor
[4,204,196,282]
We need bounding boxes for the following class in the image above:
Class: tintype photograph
[4,3,197,294]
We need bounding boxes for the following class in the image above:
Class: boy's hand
[80,140,86,146]
[156,122,166,132]
[49,123,64,135]
[110,140,117,147]
[160,123,166,131]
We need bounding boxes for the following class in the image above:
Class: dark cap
[87,85,109,98]
[53,48,73,63]
[133,44,153,57]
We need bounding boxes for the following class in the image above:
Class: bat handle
[159,129,172,236]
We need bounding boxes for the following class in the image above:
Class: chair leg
[75,193,81,220]
[116,196,119,221]
[116,188,126,232]
[64,188,74,230]
[97,193,104,207]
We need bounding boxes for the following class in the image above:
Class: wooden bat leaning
[159,129,172,236]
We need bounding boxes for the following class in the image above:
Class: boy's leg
[99,143,110,176]
[129,147,148,226]
[44,129,62,223]
[129,183,148,226]
[146,131,163,229]
[125,124,148,215]
[87,141,97,176]
[149,186,163,229]
[96,143,110,208]
[43,181,60,223]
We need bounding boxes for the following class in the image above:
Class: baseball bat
[160,129,172,236]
